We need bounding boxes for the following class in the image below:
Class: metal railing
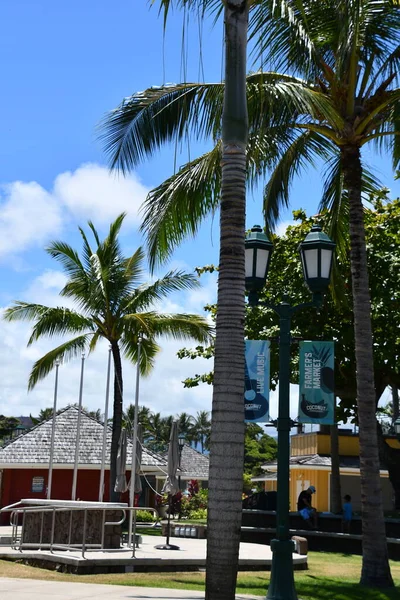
[1,503,158,559]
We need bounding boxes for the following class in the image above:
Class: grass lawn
[0,552,399,599]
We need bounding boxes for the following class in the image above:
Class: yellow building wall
[265,480,277,492]
[290,434,318,456]
[290,469,330,512]
[291,433,400,458]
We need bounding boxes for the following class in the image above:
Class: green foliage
[187,508,207,520]
[244,423,278,475]
[0,416,19,438]
[243,472,254,495]
[135,510,156,523]
[180,483,208,519]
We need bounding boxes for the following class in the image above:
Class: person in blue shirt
[342,494,353,533]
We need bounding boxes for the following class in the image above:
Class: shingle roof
[169,444,209,480]
[262,453,387,470]
[0,406,166,469]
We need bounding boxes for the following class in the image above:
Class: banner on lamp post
[244,340,270,422]
[298,341,335,425]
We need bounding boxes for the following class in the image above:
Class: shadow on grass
[235,577,400,600]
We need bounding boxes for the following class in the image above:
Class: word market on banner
[244,340,270,423]
[298,341,335,425]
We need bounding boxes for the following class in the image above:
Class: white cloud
[0,181,63,259]
[0,164,150,262]
[53,163,149,225]
[274,220,295,237]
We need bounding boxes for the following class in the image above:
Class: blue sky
[0,1,396,419]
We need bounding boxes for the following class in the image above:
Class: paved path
[0,578,261,600]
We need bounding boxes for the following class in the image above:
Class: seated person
[297,485,317,529]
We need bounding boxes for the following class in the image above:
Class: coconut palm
[176,412,195,444]
[192,410,211,453]
[123,404,152,438]
[101,0,399,586]
[103,0,252,595]
[3,214,212,502]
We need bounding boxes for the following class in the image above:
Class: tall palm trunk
[330,421,342,514]
[342,146,393,588]
[205,2,248,599]
[110,341,123,502]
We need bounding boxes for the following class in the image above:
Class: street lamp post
[245,224,335,600]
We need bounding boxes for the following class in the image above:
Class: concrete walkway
[0,577,261,600]
[0,532,307,573]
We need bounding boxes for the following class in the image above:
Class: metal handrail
[1,503,157,559]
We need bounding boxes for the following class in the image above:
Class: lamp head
[178,433,185,450]
[245,225,274,303]
[299,224,336,294]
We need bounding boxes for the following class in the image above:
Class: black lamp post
[245,223,335,600]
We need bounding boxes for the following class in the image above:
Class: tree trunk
[330,421,342,514]
[342,145,393,588]
[110,341,123,502]
[205,2,248,599]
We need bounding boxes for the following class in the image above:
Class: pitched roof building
[158,443,209,486]
[0,407,166,518]
[0,406,166,470]
[256,430,400,512]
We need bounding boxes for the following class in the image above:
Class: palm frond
[4,302,94,345]
[28,335,91,390]
[249,0,337,75]
[264,130,336,229]
[140,313,213,343]
[140,143,222,268]
[120,335,160,376]
[45,241,86,280]
[100,82,224,173]
[123,312,213,344]
[127,271,201,313]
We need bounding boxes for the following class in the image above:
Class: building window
[31,476,45,493]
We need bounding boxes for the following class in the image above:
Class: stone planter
[21,508,124,549]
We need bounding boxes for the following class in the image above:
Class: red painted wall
[0,468,110,524]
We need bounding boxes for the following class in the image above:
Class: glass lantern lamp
[299,224,336,295]
[245,225,274,305]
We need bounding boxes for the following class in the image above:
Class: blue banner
[244,340,270,422]
[298,341,335,424]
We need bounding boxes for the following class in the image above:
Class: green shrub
[135,510,156,522]
[188,508,207,520]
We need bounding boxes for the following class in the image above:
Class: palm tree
[101,1,399,586]
[3,214,212,502]
[192,410,211,453]
[123,404,152,438]
[102,1,250,596]
[176,412,195,444]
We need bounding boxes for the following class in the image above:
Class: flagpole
[47,360,60,499]
[128,334,142,552]
[72,353,85,501]
[99,346,112,502]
